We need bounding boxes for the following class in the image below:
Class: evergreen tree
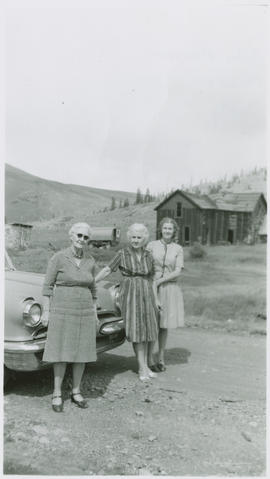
[110,197,116,210]
[135,188,143,204]
[144,188,151,203]
[123,198,129,208]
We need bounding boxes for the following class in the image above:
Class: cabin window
[176,202,182,217]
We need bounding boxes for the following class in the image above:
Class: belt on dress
[55,284,90,288]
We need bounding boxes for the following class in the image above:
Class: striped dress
[108,247,158,343]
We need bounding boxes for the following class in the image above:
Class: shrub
[189,242,206,260]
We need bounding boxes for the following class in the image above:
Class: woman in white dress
[147,217,184,372]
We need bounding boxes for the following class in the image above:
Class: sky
[4,0,268,194]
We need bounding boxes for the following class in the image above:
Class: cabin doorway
[184,226,190,245]
[227,229,234,244]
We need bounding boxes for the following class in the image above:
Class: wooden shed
[258,216,267,243]
[155,190,267,245]
[5,222,33,250]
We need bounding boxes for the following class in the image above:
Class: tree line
[107,187,158,211]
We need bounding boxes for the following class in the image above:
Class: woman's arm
[41,296,50,326]
[41,253,59,326]
[152,281,161,310]
[95,250,122,283]
[155,246,184,287]
[95,266,112,283]
[155,268,181,286]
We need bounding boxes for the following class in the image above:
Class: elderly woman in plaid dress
[41,222,98,412]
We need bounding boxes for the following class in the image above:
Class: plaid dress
[42,247,97,363]
[108,247,158,343]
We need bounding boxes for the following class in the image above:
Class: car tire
[4,366,12,388]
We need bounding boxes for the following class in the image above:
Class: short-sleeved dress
[108,247,158,343]
[42,247,97,363]
[147,241,184,329]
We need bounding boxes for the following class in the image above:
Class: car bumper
[4,318,126,372]
[4,338,48,372]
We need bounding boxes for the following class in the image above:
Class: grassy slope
[5,163,136,222]
[9,242,266,334]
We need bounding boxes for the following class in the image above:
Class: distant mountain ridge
[5,164,136,223]
[5,163,266,225]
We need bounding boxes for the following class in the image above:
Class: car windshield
[5,251,16,270]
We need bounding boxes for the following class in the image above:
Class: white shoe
[147,368,157,378]
[138,370,150,381]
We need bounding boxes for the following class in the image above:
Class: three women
[41,218,184,409]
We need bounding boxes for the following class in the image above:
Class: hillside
[5,164,136,223]
[189,168,267,196]
[5,164,266,236]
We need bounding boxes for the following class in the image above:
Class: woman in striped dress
[95,224,159,381]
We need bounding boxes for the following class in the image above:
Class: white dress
[147,240,184,329]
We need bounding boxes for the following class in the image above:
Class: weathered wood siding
[156,192,267,245]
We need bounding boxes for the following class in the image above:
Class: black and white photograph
[2,0,268,476]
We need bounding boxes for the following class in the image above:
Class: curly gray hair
[126,223,149,246]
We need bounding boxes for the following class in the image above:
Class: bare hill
[5,164,136,223]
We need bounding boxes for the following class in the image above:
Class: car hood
[5,269,118,342]
[5,269,45,286]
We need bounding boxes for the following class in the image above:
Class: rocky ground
[4,328,266,476]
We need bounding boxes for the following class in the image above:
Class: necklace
[71,246,83,259]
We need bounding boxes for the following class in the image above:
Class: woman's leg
[53,362,67,405]
[133,342,149,379]
[158,328,168,365]
[147,340,156,367]
[72,363,86,400]
[145,342,157,377]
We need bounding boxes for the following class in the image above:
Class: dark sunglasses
[76,233,89,241]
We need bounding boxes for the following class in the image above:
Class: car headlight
[109,285,121,311]
[23,300,42,328]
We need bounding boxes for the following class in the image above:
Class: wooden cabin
[155,190,267,245]
[5,222,33,250]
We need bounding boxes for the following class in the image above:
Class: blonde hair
[68,222,93,239]
[126,223,149,246]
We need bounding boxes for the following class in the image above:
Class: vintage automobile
[4,251,125,385]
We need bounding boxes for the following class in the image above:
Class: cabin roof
[8,222,33,228]
[208,192,266,212]
[155,190,266,213]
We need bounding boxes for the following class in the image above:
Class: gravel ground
[4,328,266,476]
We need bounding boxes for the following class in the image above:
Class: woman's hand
[93,303,100,333]
[155,278,163,288]
[156,299,162,312]
[41,310,50,327]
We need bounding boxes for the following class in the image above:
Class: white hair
[126,223,149,246]
[68,222,92,239]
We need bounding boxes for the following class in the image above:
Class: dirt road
[4,328,266,476]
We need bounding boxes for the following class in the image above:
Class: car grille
[32,327,47,339]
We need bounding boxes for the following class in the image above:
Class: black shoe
[52,395,64,413]
[149,364,161,373]
[157,362,166,372]
[71,393,88,409]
